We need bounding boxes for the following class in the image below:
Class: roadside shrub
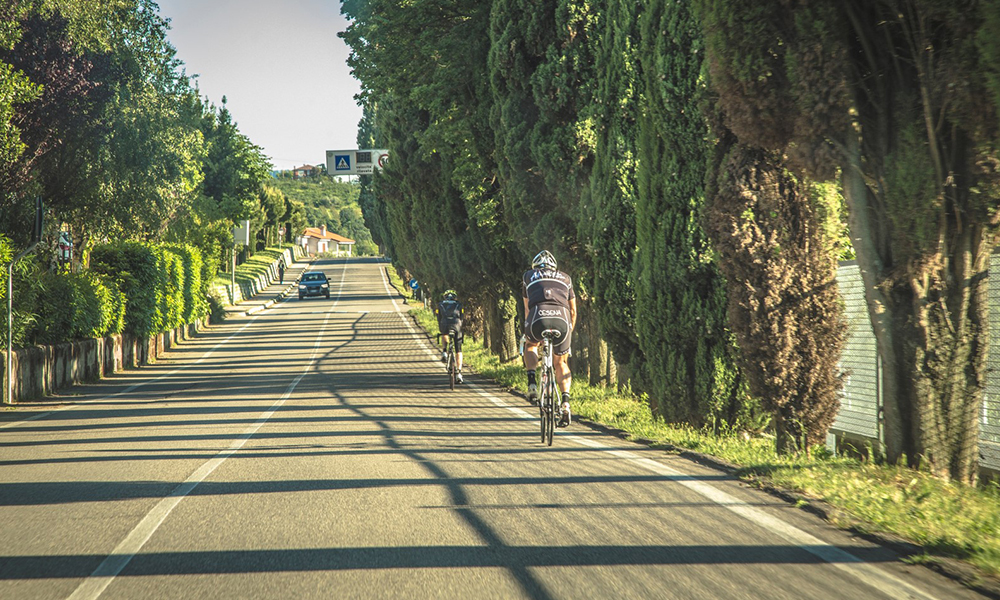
[0,235,40,349]
[31,271,121,343]
[91,241,162,337]
[159,246,185,331]
[165,243,207,322]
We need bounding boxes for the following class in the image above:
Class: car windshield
[303,273,325,282]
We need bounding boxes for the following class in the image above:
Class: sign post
[231,220,250,292]
[6,197,42,405]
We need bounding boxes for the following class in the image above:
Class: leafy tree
[704,140,846,451]
[0,7,112,245]
[0,2,41,185]
[696,0,1000,481]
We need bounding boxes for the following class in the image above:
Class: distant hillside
[271,175,378,255]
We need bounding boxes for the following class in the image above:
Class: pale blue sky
[156,0,362,171]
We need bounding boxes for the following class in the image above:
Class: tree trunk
[840,131,913,464]
[586,302,609,386]
[482,300,492,351]
[495,288,519,363]
[842,124,986,484]
[571,297,592,383]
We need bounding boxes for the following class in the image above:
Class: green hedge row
[1,236,212,349]
[90,241,208,338]
[32,271,126,344]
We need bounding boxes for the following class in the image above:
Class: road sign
[326,149,389,176]
[333,154,351,172]
[409,279,419,290]
[232,220,250,246]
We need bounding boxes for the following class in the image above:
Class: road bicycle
[537,329,564,446]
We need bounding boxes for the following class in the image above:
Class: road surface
[0,258,982,599]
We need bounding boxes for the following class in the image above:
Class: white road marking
[384,272,939,600]
[377,264,403,313]
[65,260,351,600]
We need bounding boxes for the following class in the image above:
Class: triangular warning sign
[337,157,349,169]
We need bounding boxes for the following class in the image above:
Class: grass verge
[383,262,1000,582]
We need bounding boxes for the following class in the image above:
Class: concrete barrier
[1,318,207,404]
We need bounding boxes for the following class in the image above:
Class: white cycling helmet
[531,250,557,270]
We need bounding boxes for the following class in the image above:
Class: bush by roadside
[91,241,207,338]
[31,271,125,343]
[207,244,299,319]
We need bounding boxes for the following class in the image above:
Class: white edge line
[386,276,939,600]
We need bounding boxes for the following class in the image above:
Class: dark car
[298,271,330,299]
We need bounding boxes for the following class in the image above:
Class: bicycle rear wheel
[544,368,556,445]
[448,347,456,391]
[539,369,550,442]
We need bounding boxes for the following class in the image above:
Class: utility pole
[5,197,42,405]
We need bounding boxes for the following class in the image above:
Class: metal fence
[833,261,1000,473]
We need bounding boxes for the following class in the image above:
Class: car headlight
[321,284,329,288]
[299,285,306,290]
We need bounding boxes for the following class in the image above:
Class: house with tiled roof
[292,164,318,179]
[298,225,355,256]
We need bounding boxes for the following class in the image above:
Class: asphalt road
[0,257,984,599]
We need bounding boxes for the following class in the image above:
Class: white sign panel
[232,219,250,246]
[326,149,389,176]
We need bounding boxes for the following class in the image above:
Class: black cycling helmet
[531,250,557,271]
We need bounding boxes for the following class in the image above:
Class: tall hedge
[632,0,747,426]
[32,271,125,344]
[584,0,641,383]
[91,241,161,337]
[91,241,203,338]
[166,243,206,322]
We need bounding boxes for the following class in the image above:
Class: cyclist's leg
[553,323,573,426]
[523,341,539,370]
[453,330,463,370]
[553,353,572,394]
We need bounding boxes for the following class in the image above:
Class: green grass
[391,279,1000,579]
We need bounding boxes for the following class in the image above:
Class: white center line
[66,259,350,600]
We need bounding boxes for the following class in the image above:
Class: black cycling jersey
[437,299,464,349]
[437,299,462,321]
[522,268,574,356]
[521,268,575,308]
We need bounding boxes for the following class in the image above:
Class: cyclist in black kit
[437,289,464,384]
[522,250,576,426]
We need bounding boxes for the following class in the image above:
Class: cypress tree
[632,1,746,426]
[583,0,644,384]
